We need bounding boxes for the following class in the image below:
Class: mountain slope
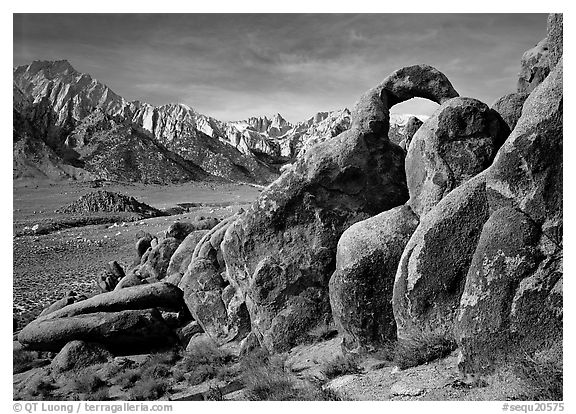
[13,60,427,184]
[13,60,278,184]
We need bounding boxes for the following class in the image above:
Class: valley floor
[12,179,261,327]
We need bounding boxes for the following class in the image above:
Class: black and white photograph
[9,5,565,406]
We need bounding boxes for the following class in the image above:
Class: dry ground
[12,178,261,328]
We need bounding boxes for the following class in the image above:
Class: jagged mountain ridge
[13,60,277,183]
[13,60,426,184]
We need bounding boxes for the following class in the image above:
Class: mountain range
[13,60,425,184]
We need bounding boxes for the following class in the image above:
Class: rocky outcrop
[517,38,550,94]
[456,58,563,374]
[96,261,125,292]
[547,14,563,70]
[329,205,419,349]
[516,13,562,94]
[455,208,541,372]
[50,340,113,373]
[166,218,219,240]
[406,97,508,219]
[330,95,506,350]
[393,176,490,342]
[491,92,529,131]
[486,59,563,231]
[222,64,458,352]
[58,190,162,216]
[18,308,175,352]
[165,230,209,285]
[179,214,250,345]
[36,282,184,320]
[18,283,184,351]
[134,237,181,282]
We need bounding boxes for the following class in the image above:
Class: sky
[13,13,548,123]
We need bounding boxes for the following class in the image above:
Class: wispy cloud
[13,13,547,122]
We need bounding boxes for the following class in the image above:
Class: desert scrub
[23,374,58,400]
[515,353,563,401]
[85,388,111,401]
[69,371,107,394]
[240,348,342,401]
[13,347,39,374]
[106,353,177,400]
[321,354,362,379]
[306,319,339,343]
[173,337,236,385]
[394,334,456,369]
[128,378,169,401]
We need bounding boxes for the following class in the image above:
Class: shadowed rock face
[389,54,562,376]
[50,340,113,373]
[455,59,563,375]
[455,208,541,373]
[18,283,184,352]
[179,213,251,345]
[329,205,419,350]
[392,175,491,342]
[18,309,176,353]
[406,97,509,219]
[330,96,507,351]
[491,92,529,132]
[222,64,459,352]
[517,38,550,94]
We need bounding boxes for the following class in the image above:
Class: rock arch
[221,65,458,352]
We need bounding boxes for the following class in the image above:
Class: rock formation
[456,56,563,374]
[58,190,162,217]
[491,92,528,131]
[15,14,562,391]
[517,38,550,94]
[18,283,184,352]
[222,64,458,352]
[329,205,419,349]
[180,213,250,345]
[405,97,508,219]
[330,96,508,350]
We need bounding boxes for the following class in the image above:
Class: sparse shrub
[394,334,456,369]
[306,319,339,343]
[321,354,362,379]
[239,348,343,401]
[515,354,563,401]
[128,377,168,401]
[13,347,37,373]
[318,387,344,401]
[172,338,235,385]
[204,385,224,401]
[115,369,142,389]
[186,364,217,386]
[26,374,57,399]
[69,372,107,394]
[85,387,111,401]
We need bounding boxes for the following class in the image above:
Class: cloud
[13,13,548,122]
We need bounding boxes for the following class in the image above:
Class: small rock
[390,381,424,397]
